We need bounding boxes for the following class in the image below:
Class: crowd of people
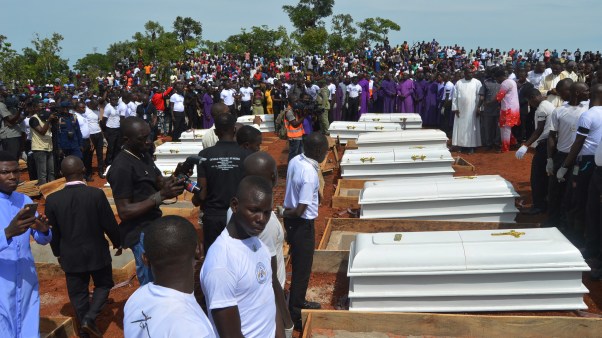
[2,37,602,337]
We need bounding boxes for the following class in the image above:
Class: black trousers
[284,217,315,323]
[241,101,252,116]
[104,127,121,166]
[567,156,595,239]
[346,98,359,121]
[172,112,186,141]
[547,151,569,226]
[201,213,227,254]
[89,133,105,176]
[82,138,92,177]
[530,143,548,210]
[586,167,602,258]
[65,265,114,332]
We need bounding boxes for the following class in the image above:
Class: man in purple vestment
[424,73,441,126]
[358,75,370,115]
[413,72,428,117]
[381,75,397,113]
[203,87,215,129]
[333,76,346,121]
[396,72,415,113]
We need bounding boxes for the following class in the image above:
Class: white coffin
[237,114,275,132]
[155,161,198,178]
[341,148,454,180]
[359,113,423,128]
[356,129,448,151]
[155,142,202,161]
[359,175,519,222]
[348,228,590,312]
[330,121,415,144]
[180,129,210,142]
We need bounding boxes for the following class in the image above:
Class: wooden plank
[453,156,476,173]
[346,139,358,150]
[17,180,41,197]
[301,312,313,338]
[331,179,374,209]
[39,178,66,199]
[301,310,602,338]
[40,316,76,338]
[317,218,333,250]
[37,258,136,284]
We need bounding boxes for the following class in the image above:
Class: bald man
[46,156,120,337]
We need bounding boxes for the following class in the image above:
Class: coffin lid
[237,114,274,123]
[155,142,203,154]
[359,113,422,123]
[359,175,517,203]
[363,175,504,189]
[356,129,448,144]
[180,129,210,139]
[348,228,589,276]
[330,121,367,131]
[342,148,453,165]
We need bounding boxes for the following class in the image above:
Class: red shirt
[151,87,173,111]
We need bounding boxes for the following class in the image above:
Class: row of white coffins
[179,114,275,142]
[330,113,423,144]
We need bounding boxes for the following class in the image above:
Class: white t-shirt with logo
[220,89,236,106]
[239,87,253,102]
[170,93,185,113]
[346,84,362,98]
[123,283,215,338]
[226,209,286,288]
[550,101,589,153]
[576,106,602,156]
[104,103,121,129]
[201,229,276,338]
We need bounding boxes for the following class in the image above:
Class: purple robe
[358,79,370,115]
[396,79,415,113]
[424,81,440,126]
[203,93,214,129]
[413,79,428,116]
[371,86,384,113]
[381,80,397,113]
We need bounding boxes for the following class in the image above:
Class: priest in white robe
[452,68,482,153]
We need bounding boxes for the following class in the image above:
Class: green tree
[0,35,20,82]
[28,33,69,83]
[224,25,295,57]
[328,14,357,51]
[106,40,136,67]
[173,16,202,43]
[74,53,112,73]
[293,26,328,53]
[283,0,335,32]
[357,17,400,45]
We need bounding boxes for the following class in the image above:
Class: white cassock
[451,78,482,147]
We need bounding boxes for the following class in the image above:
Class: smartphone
[22,203,38,218]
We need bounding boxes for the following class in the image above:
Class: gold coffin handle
[372,118,380,122]
[360,156,375,163]
[346,125,357,130]
[394,233,403,241]
[491,230,526,238]
[411,154,426,161]
[169,149,180,154]
[374,126,384,130]
[162,170,173,175]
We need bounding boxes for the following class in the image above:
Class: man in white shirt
[73,102,92,181]
[84,99,105,179]
[557,84,602,247]
[239,80,254,116]
[515,88,556,215]
[201,176,284,338]
[169,82,186,141]
[527,61,551,90]
[345,77,362,121]
[582,85,602,279]
[103,95,122,166]
[281,133,328,329]
[220,82,237,113]
[545,82,589,225]
[123,216,215,338]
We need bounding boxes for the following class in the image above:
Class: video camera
[174,156,203,194]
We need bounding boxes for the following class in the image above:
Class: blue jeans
[131,232,154,286]
[288,139,303,162]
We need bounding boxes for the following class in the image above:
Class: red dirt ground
[28,134,602,337]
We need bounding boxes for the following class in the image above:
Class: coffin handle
[163,170,173,175]
[411,154,427,161]
[169,149,180,154]
[360,156,375,163]
[346,125,357,130]
[491,230,526,238]
[374,126,384,130]
[372,118,380,122]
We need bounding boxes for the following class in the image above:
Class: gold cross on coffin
[490,230,526,238]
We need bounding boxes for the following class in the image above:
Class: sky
[1,0,600,66]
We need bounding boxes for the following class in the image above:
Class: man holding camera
[29,106,57,185]
[107,117,184,286]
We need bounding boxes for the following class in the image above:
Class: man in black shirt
[46,156,120,338]
[107,117,184,285]
[193,112,251,252]
[135,92,158,144]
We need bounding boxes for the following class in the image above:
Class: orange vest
[284,108,304,139]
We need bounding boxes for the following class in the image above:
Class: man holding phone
[0,150,52,337]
